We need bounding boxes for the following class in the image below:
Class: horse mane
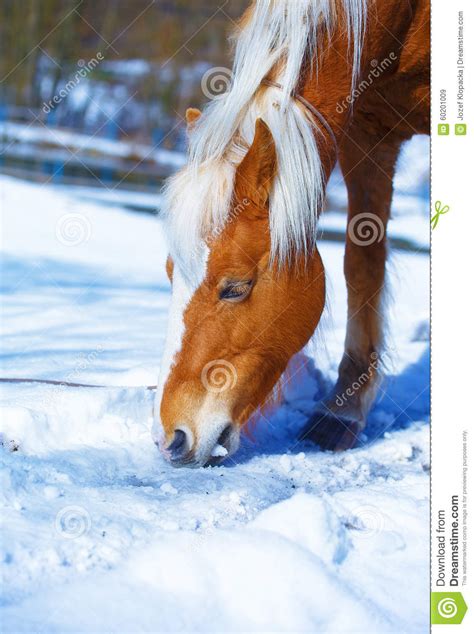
[164,0,367,279]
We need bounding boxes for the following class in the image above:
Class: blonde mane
[163,0,367,277]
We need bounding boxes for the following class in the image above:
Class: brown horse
[153,0,429,467]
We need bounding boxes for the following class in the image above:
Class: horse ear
[236,118,277,207]
[185,107,202,132]
[165,255,174,282]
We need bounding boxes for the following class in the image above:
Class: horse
[153,0,429,467]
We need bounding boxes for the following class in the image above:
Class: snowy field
[0,138,429,633]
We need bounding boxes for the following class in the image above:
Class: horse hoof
[299,411,361,451]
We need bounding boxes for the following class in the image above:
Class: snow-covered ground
[0,120,186,174]
[0,137,429,633]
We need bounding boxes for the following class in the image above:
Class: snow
[101,60,153,76]
[0,151,429,633]
[211,443,228,457]
[0,121,185,168]
[54,183,162,213]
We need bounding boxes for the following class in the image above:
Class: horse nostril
[217,424,233,447]
[167,429,188,460]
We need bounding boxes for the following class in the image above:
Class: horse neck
[298,0,423,173]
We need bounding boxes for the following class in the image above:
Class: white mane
[164,0,367,277]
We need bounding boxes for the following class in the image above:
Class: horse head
[154,113,325,467]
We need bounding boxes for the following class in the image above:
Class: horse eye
[219,280,253,303]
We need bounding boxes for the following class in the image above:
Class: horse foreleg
[301,130,402,450]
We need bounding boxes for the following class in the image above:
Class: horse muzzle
[157,420,240,468]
